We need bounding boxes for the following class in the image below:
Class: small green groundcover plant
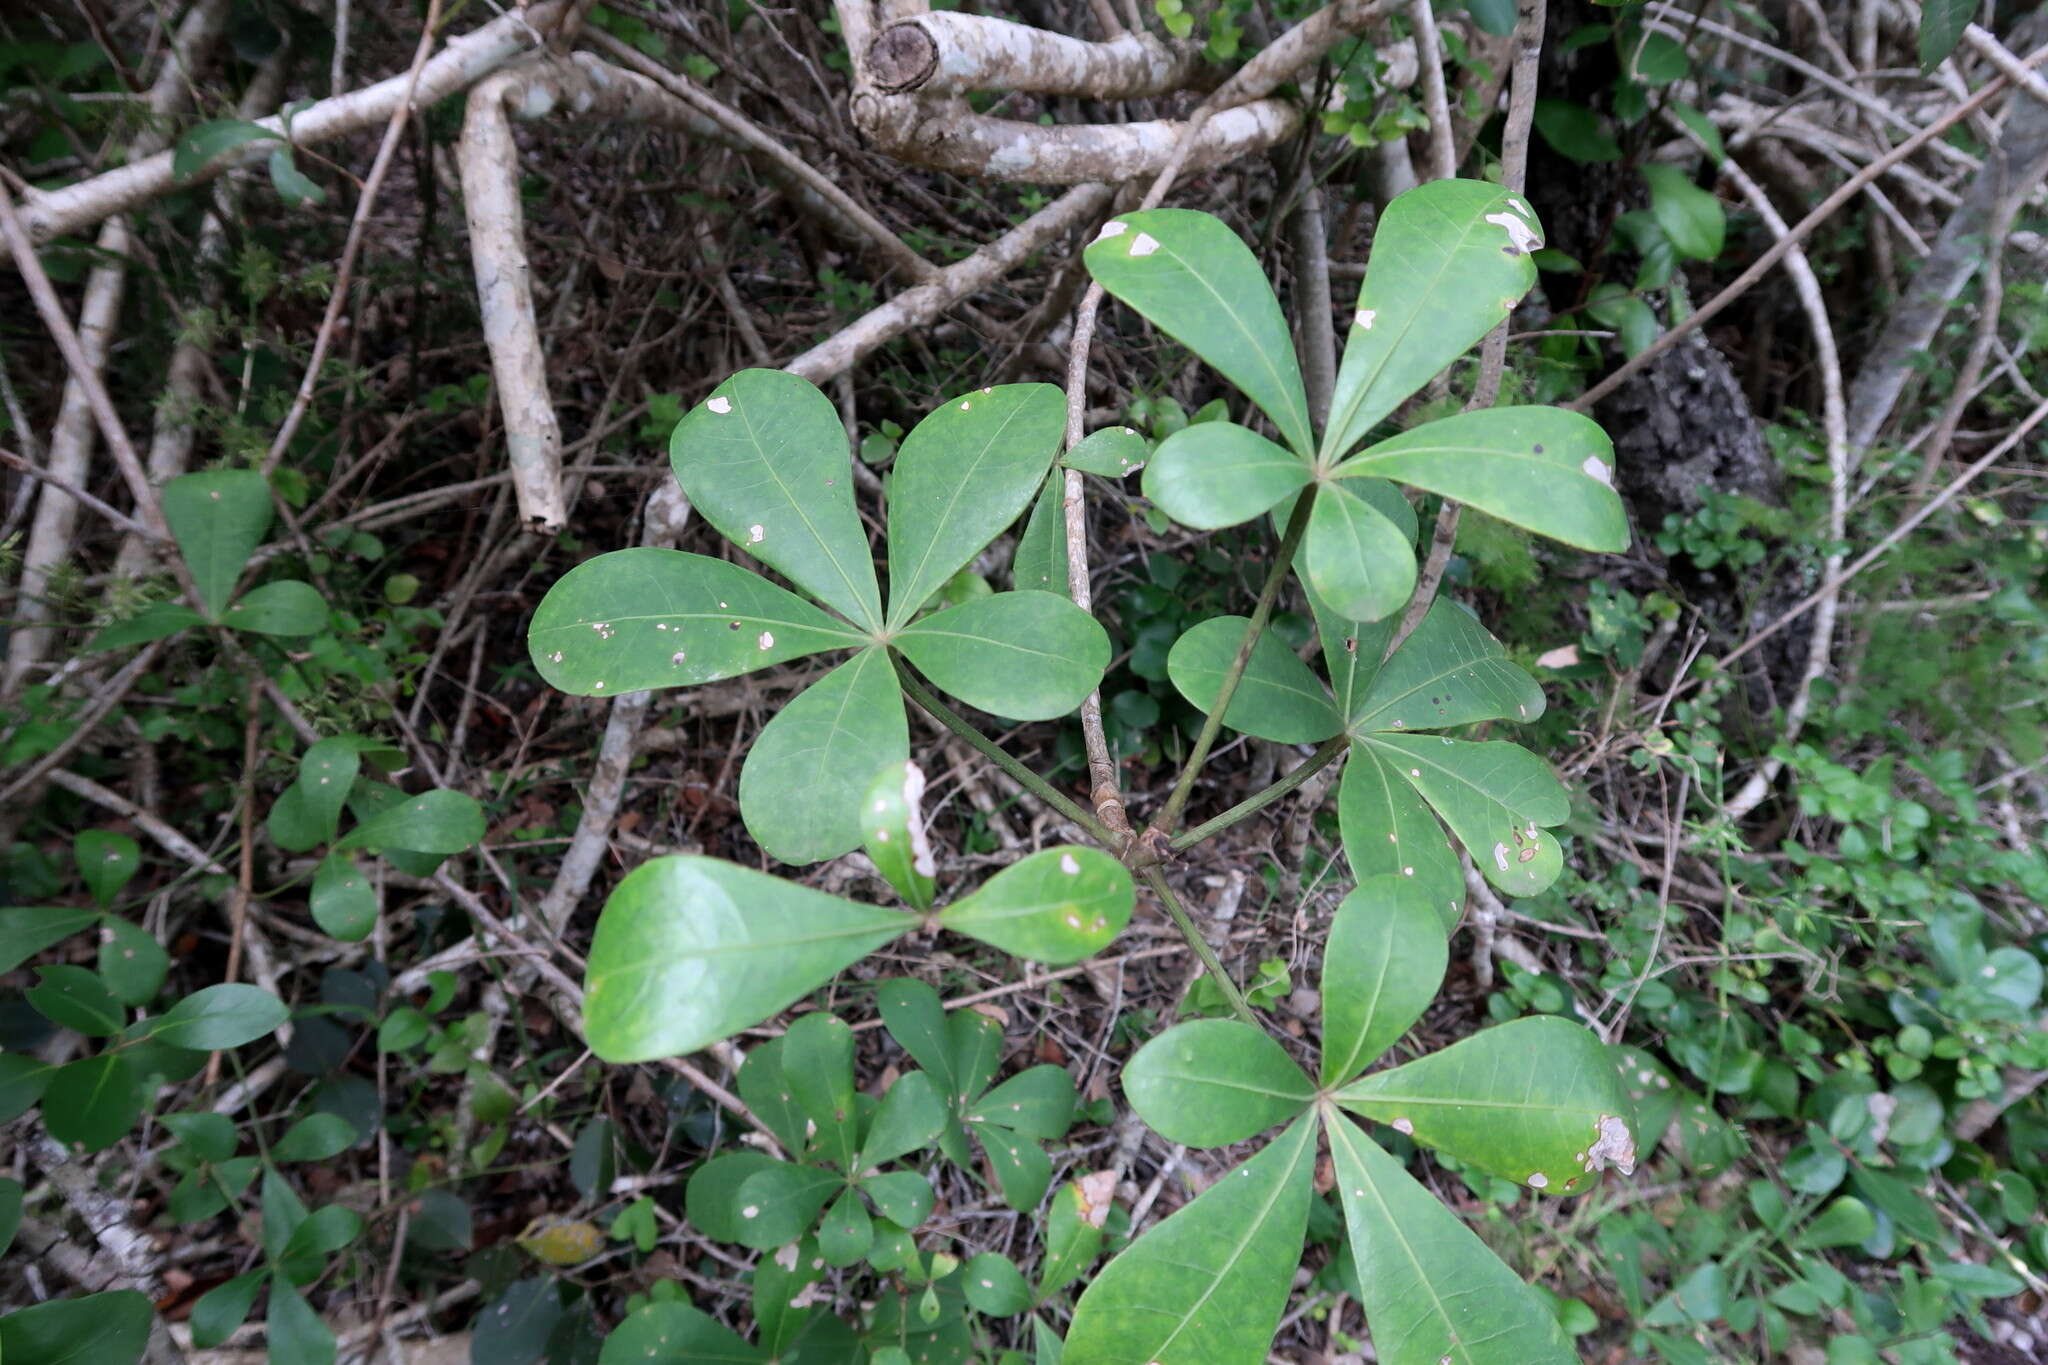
[524,178,1646,1364]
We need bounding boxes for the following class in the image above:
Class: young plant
[528,178,1637,1363]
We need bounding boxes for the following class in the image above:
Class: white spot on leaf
[1581,455,1614,486]
[902,761,936,877]
[1129,232,1160,257]
[1485,210,1543,254]
[758,631,774,650]
[1355,308,1377,330]
[707,396,732,414]
[1585,1114,1636,1175]
[1493,842,1510,873]
[1060,852,1081,875]
[749,523,765,543]
[1392,1117,1413,1135]
[1527,1172,1549,1189]
[1097,220,1128,240]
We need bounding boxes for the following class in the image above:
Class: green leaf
[1303,481,1416,623]
[1165,615,1341,744]
[405,1189,473,1252]
[887,384,1064,626]
[1672,103,1725,164]
[862,763,938,911]
[43,1053,145,1151]
[469,1278,564,1365]
[965,1066,1075,1140]
[938,846,1132,965]
[1334,406,1624,552]
[1123,1020,1313,1148]
[151,983,289,1050]
[266,736,385,852]
[190,1269,266,1348]
[1336,1016,1637,1196]
[671,370,882,630]
[1140,422,1309,530]
[1533,100,1622,163]
[310,853,375,941]
[1339,745,1465,929]
[581,855,910,1062]
[265,146,324,206]
[731,1162,842,1249]
[0,1289,155,1365]
[161,469,271,620]
[739,647,908,863]
[162,1110,237,1161]
[0,906,100,973]
[74,830,139,908]
[272,1113,356,1164]
[876,978,955,1093]
[1012,477,1069,595]
[97,918,167,1007]
[598,1302,766,1364]
[1464,0,1516,34]
[1356,734,1569,896]
[858,1170,934,1227]
[782,1012,860,1169]
[1918,0,1971,70]
[1350,597,1546,731]
[976,1123,1055,1210]
[27,965,125,1036]
[684,1152,784,1240]
[1319,876,1449,1086]
[84,602,205,651]
[1065,1116,1316,1364]
[1326,1114,1578,1365]
[276,1204,362,1285]
[0,1054,56,1124]
[862,1070,948,1170]
[0,1175,21,1255]
[1084,211,1313,459]
[896,591,1109,721]
[173,118,282,180]
[962,1252,1033,1316]
[818,1186,873,1265]
[1626,32,1690,85]
[1322,181,1541,462]
[1642,164,1725,262]
[220,579,326,635]
[335,789,483,855]
[1065,426,1149,478]
[1039,1179,1108,1297]
[527,548,864,697]
[1794,1197,1877,1251]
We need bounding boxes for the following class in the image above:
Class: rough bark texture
[868,14,1208,98]
[1599,331,1780,526]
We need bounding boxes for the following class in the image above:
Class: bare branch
[866,14,1208,98]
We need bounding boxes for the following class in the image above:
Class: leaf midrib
[735,396,881,630]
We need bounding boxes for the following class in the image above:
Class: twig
[1171,735,1349,850]
[1406,0,1455,181]
[262,0,445,477]
[1572,46,2047,414]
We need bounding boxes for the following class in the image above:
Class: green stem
[1170,734,1349,852]
[1154,484,1319,835]
[1141,866,1258,1029]
[892,658,1117,847]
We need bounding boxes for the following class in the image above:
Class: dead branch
[13,1,589,249]
[866,14,1209,98]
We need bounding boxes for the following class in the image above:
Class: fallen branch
[866,13,1208,98]
[14,1,588,248]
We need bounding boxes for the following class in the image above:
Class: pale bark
[784,182,1115,379]
[853,94,1300,183]
[5,0,230,693]
[15,1,584,248]
[866,13,1207,98]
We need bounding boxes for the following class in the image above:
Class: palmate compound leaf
[1319,875,1450,1087]
[1084,211,1314,459]
[527,548,866,696]
[1335,1015,1638,1197]
[1064,1115,1317,1365]
[885,383,1065,627]
[1122,1019,1314,1147]
[1325,1113,1578,1365]
[1165,615,1341,744]
[1355,733,1569,898]
[936,846,1132,965]
[738,647,909,864]
[1140,421,1310,530]
[1332,405,1627,553]
[671,370,883,631]
[894,591,1110,721]
[1321,180,1542,465]
[581,856,912,1062]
